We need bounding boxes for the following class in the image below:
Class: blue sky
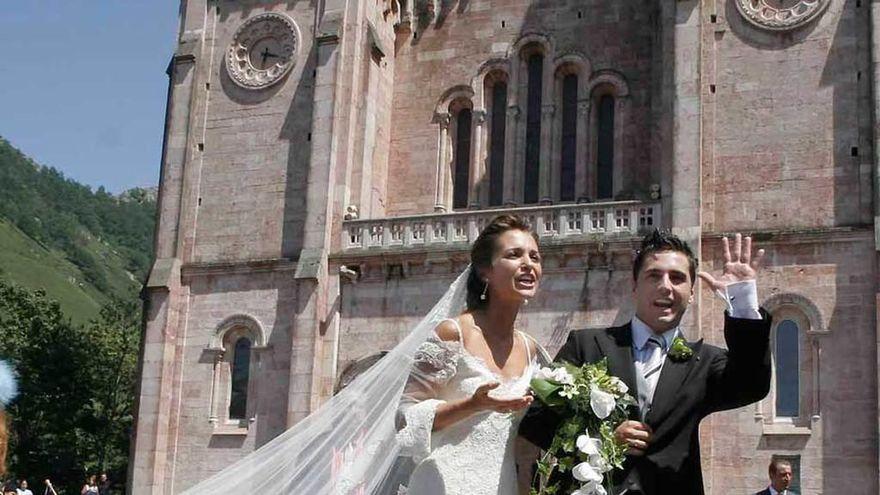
[1,2,179,193]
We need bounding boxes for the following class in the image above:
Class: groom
[520,230,771,494]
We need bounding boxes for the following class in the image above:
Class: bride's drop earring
[480,281,488,301]
[523,298,529,306]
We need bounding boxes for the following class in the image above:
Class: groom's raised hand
[698,233,765,291]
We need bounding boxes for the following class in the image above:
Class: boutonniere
[668,336,694,362]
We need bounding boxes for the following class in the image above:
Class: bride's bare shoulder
[434,318,463,342]
[520,331,539,356]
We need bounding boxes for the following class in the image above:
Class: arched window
[524,52,543,204]
[559,73,578,202]
[759,293,825,432]
[488,80,507,207]
[596,94,615,199]
[452,106,472,210]
[205,314,266,430]
[449,99,473,210]
[228,337,252,420]
[775,319,800,418]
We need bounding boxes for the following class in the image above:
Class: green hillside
[0,137,156,323]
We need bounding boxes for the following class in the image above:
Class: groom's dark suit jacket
[519,311,771,495]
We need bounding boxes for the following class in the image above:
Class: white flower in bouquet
[534,366,575,385]
[572,461,602,484]
[559,386,580,399]
[533,366,554,380]
[588,453,611,474]
[589,385,616,419]
[577,430,611,474]
[572,480,607,495]
[576,431,601,456]
[609,376,628,394]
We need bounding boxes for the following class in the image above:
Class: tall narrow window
[453,108,472,210]
[560,74,578,202]
[488,82,507,206]
[229,337,252,420]
[596,95,615,199]
[775,320,799,417]
[524,53,543,204]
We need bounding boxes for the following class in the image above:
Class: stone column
[433,113,452,212]
[539,104,556,203]
[669,1,702,241]
[503,105,520,205]
[504,56,522,206]
[576,99,591,200]
[613,96,631,198]
[128,2,207,492]
[869,4,880,491]
[549,83,563,201]
[469,110,487,208]
[872,3,880,249]
[289,0,347,426]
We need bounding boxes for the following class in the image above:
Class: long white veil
[181,268,471,495]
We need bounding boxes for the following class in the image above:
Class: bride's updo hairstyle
[466,214,538,310]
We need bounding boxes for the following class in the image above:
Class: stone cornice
[702,226,872,245]
[181,258,298,279]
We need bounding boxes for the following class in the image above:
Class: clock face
[248,37,287,71]
[226,13,299,89]
[734,0,829,31]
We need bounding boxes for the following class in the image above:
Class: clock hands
[259,46,281,68]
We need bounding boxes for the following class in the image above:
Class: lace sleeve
[396,334,461,463]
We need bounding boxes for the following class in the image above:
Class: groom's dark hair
[466,214,538,310]
[633,229,698,283]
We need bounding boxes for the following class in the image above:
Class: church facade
[130,1,880,493]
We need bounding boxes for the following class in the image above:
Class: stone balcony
[341,200,660,252]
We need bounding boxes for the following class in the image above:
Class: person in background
[98,473,111,495]
[755,458,795,495]
[81,475,99,495]
[15,480,32,495]
[41,480,57,495]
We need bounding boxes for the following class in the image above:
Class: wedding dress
[396,319,538,495]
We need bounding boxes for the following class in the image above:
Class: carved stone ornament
[734,0,830,31]
[226,12,300,89]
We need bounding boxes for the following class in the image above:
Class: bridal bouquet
[529,359,636,495]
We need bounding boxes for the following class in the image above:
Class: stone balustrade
[341,201,660,251]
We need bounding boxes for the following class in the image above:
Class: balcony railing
[341,201,661,251]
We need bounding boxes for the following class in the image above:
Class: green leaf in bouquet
[561,361,582,379]
[557,456,574,473]
[530,378,565,407]
[561,419,582,437]
[537,459,552,477]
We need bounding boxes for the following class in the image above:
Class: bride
[180,214,548,495]
[397,213,547,494]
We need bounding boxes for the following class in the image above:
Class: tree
[0,280,140,493]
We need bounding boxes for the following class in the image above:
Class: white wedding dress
[396,319,537,495]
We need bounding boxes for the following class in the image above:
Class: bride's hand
[467,381,534,413]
